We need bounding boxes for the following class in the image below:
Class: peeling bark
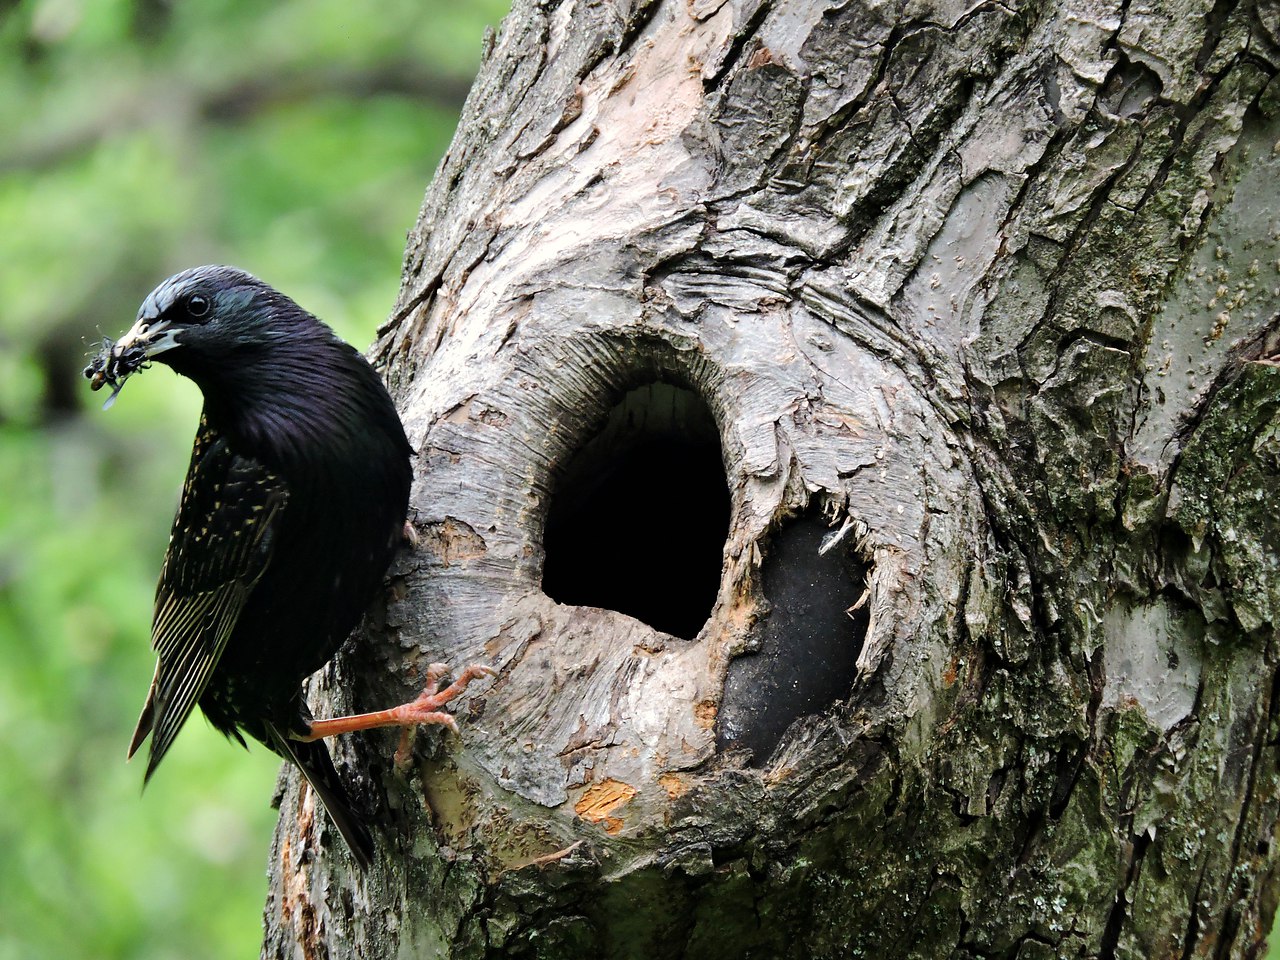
[263,0,1280,956]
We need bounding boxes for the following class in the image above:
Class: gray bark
[263,0,1280,957]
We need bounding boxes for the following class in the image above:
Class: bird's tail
[268,726,375,870]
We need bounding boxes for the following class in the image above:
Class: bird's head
[114,265,301,368]
[87,265,334,409]
[87,265,406,467]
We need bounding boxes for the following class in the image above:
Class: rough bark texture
[263,0,1280,956]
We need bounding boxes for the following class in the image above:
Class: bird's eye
[186,294,211,319]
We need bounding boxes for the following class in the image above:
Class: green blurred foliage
[0,0,506,956]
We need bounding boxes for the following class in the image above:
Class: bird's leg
[298,662,494,743]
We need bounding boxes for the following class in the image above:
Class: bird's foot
[392,662,495,765]
[398,662,495,733]
[300,662,495,748]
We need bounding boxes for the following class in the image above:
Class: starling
[89,265,491,868]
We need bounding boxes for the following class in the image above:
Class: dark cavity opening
[542,382,729,640]
[716,514,870,765]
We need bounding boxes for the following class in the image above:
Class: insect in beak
[83,338,149,410]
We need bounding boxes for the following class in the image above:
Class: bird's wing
[128,416,289,780]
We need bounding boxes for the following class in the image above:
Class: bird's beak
[114,316,181,359]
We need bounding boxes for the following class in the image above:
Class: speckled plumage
[111,266,413,868]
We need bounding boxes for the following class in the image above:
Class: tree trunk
[262,0,1280,956]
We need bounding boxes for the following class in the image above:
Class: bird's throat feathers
[187,329,407,474]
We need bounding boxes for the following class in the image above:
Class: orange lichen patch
[658,772,688,800]
[279,836,295,908]
[279,791,322,960]
[296,781,316,840]
[720,593,761,657]
[443,395,479,424]
[421,517,487,567]
[942,655,959,687]
[444,395,512,427]
[574,779,637,835]
[694,699,718,728]
[764,764,797,786]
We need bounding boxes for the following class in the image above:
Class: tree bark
[263,0,1280,956]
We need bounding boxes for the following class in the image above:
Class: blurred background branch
[2,63,475,172]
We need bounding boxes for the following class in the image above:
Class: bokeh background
[0,2,507,957]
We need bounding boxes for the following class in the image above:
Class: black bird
[90,265,491,868]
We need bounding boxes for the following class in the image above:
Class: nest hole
[716,513,870,765]
[542,382,729,640]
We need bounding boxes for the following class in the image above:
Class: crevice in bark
[1194,0,1242,71]
[702,0,772,87]
[1181,863,1210,959]
[1018,134,1145,373]
[1047,740,1087,819]
[541,381,730,640]
[1170,321,1280,455]
[593,0,665,77]
[1100,830,1153,959]
[1216,665,1276,960]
